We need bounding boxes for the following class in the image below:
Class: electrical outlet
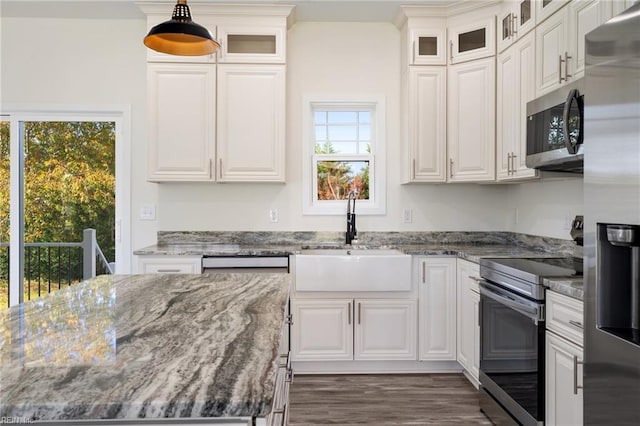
[140,204,156,221]
[269,209,279,223]
[403,208,412,224]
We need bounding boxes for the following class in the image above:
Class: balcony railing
[1,229,113,307]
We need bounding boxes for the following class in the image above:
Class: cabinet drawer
[546,290,584,347]
[138,256,203,274]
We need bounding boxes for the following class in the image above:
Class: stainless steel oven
[526,78,584,173]
[478,257,582,426]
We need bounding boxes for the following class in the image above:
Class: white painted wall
[0,16,584,256]
[505,176,584,239]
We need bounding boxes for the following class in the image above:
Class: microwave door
[563,89,584,154]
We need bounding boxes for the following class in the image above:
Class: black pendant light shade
[144,0,220,56]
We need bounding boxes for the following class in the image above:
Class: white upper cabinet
[216,64,286,182]
[535,5,570,95]
[497,31,538,181]
[536,0,571,24]
[536,0,612,96]
[147,63,216,181]
[498,0,536,52]
[217,25,286,64]
[448,14,496,64]
[406,66,447,182]
[448,57,496,182]
[568,0,612,79]
[410,26,448,65]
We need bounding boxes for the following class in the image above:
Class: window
[303,96,386,215]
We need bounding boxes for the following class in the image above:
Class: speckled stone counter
[0,273,290,422]
[544,277,584,300]
[134,231,583,300]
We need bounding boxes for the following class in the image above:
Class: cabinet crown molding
[394,0,500,29]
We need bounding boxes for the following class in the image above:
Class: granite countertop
[544,277,584,301]
[0,273,291,422]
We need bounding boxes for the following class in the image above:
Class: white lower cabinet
[417,257,457,360]
[456,259,481,386]
[291,298,417,361]
[546,332,583,426]
[291,299,353,361]
[137,255,203,274]
[545,290,584,426]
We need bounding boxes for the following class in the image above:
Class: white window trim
[302,95,386,216]
[1,105,132,306]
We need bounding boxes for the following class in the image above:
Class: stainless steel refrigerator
[584,3,640,425]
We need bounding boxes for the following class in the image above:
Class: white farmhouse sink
[294,249,412,292]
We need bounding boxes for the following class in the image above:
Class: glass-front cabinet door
[498,0,537,53]
[410,27,447,65]
[536,0,570,24]
[449,15,496,64]
[518,0,535,35]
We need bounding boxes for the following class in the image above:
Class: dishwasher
[202,255,290,273]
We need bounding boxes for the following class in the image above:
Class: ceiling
[0,0,465,22]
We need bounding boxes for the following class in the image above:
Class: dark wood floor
[288,373,492,425]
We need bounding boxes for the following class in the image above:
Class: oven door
[479,280,545,426]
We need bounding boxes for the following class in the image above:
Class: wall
[0,15,584,272]
[505,175,584,239]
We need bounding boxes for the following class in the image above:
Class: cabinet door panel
[355,299,417,360]
[456,259,480,380]
[536,0,570,24]
[448,58,496,182]
[409,67,447,182]
[569,0,612,78]
[419,258,457,360]
[497,48,517,180]
[147,63,215,181]
[536,8,569,96]
[291,299,353,361]
[449,16,496,64]
[514,31,537,177]
[217,64,285,182]
[546,332,583,426]
[411,27,447,65]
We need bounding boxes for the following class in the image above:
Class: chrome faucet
[346,190,358,245]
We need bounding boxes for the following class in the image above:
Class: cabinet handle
[507,153,512,175]
[450,40,454,61]
[348,302,351,325]
[412,40,416,64]
[449,158,454,179]
[468,275,482,283]
[564,51,573,81]
[511,153,517,174]
[573,356,583,394]
[412,159,416,180]
[569,320,583,329]
[559,54,564,83]
[209,158,213,179]
[219,158,223,180]
[511,13,518,37]
[358,302,361,325]
[157,269,181,273]
[422,262,426,284]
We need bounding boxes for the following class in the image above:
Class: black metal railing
[1,229,113,308]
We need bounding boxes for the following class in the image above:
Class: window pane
[328,125,358,142]
[359,111,371,123]
[22,121,116,301]
[315,125,327,141]
[331,142,358,154]
[328,111,358,124]
[314,111,327,124]
[316,160,369,201]
[359,125,371,141]
[359,142,371,154]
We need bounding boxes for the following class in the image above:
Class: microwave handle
[563,88,583,155]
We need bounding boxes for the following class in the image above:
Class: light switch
[403,208,412,224]
[140,204,156,221]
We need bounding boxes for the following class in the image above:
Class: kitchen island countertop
[0,272,290,423]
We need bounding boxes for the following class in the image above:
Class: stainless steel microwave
[526,79,584,173]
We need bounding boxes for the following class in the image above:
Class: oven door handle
[479,280,544,324]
